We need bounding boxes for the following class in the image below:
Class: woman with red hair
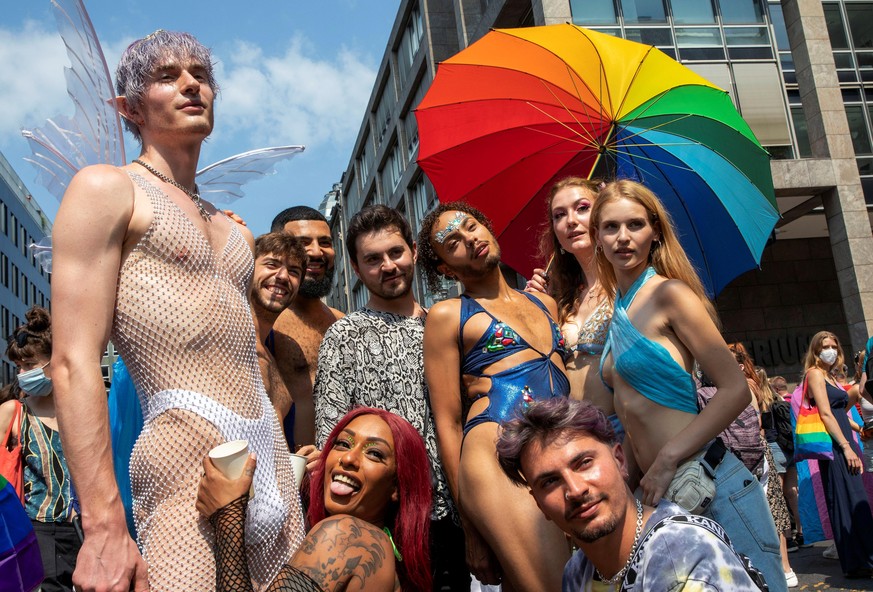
[197,407,432,591]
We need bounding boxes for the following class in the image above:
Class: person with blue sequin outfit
[419,202,571,592]
[590,180,786,592]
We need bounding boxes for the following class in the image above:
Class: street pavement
[791,540,873,591]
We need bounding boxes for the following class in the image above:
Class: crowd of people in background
[5,24,873,592]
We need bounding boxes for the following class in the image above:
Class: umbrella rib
[610,143,696,172]
[561,63,611,140]
[569,27,615,124]
[616,113,694,143]
[535,77,603,146]
[523,101,600,148]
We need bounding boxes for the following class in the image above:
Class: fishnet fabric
[113,172,304,591]
[211,495,324,592]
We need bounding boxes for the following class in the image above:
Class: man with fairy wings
[48,29,305,591]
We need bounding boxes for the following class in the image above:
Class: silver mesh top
[113,172,304,591]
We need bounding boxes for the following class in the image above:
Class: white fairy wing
[195,146,305,205]
[21,0,125,202]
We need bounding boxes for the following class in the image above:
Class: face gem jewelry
[434,211,469,244]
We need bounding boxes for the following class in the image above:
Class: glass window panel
[833,53,855,69]
[720,0,764,23]
[591,28,622,37]
[660,47,677,59]
[858,52,873,69]
[823,3,849,49]
[862,70,873,82]
[837,70,858,83]
[570,0,617,25]
[728,46,773,60]
[675,27,722,46]
[786,89,801,104]
[780,53,794,71]
[734,62,791,146]
[671,0,715,24]
[846,4,873,49]
[846,105,873,155]
[625,27,673,45]
[620,0,666,23]
[768,2,790,51]
[843,88,862,102]
[858,157,873,176]
[724,27,769,46]
[867,89,873,102]
[679,47,726,60]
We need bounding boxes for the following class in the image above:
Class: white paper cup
[209,440,250,479]
[289,453,307,490]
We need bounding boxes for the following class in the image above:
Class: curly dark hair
[5,306,52,364]
[416,201,495,294]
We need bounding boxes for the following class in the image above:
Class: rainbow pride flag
[0,473,42,591]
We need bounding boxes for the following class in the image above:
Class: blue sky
[1,1,400,236]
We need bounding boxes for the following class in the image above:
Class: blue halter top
[600,267,698,415]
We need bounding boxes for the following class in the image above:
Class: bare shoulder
[235,223,255,252]
[0,399,20,433]
[652,277,704,314]
[525,289,560,318]
[293,515,395,592]
[427,298,461,323]
[61,165,133,209]
[329,306,345,320]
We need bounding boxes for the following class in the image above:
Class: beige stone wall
[718,236,852,382]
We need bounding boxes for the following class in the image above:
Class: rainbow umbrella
[416,24,778,295]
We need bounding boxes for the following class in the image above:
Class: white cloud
[0,22,69,136]
[214,35,377,151]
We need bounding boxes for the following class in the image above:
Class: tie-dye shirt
[562,501,765,591]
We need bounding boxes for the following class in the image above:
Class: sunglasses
[6,331,36,348]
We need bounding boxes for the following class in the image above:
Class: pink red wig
[308,407,432,592]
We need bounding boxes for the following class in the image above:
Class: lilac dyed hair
[496,398,616,486]
[115,30,219,141]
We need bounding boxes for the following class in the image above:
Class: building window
[846,105,873,155]
[374,77,396,148]
[410,175,431,231]
[405,78,428,161]
[570,0,618,25]
[352,282,368,311]
[671,0,716,24]
[620,0,666,24]
[824,3,849,49]
[719,0,764,24]
[380,142,403,198]
[359,131,373,184]
[398,3,424,84]
[791,107,812,157]
[846,3,873,49]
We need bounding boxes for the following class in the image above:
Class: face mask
[819,349,838,366]
[18,363,52,397]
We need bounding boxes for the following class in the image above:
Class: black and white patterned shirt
[313,307,455,522]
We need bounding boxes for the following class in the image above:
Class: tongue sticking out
[330,481,356,496]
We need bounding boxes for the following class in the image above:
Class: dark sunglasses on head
[6,331,35,348]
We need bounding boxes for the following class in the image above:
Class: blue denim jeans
[703,452,787,592]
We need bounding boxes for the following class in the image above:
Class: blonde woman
[591,179,785,591]
[801,331,873,577]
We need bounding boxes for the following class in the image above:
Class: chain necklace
[133,159,211,221]
[594,498,644,588]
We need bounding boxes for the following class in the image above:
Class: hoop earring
[559,247,566,255]
[594,244,603,255]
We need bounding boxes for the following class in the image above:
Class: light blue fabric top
[600,267,698,415]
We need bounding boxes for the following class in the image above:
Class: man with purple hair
[51,31,303,591]
[496,398,768,591]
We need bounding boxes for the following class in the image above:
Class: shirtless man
[418,202,570,591]
[50,31,302,591]
[270,206,343,447]
[250,232,306,424]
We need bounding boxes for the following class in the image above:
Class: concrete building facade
[0,151,52,383]
[327,0,873,380]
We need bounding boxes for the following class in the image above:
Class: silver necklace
[133,159,211,221]
[594,498,644,588]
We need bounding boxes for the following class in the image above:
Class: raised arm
[313,325,354,448]
[51,165,149,592]
[641,280,749,505]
